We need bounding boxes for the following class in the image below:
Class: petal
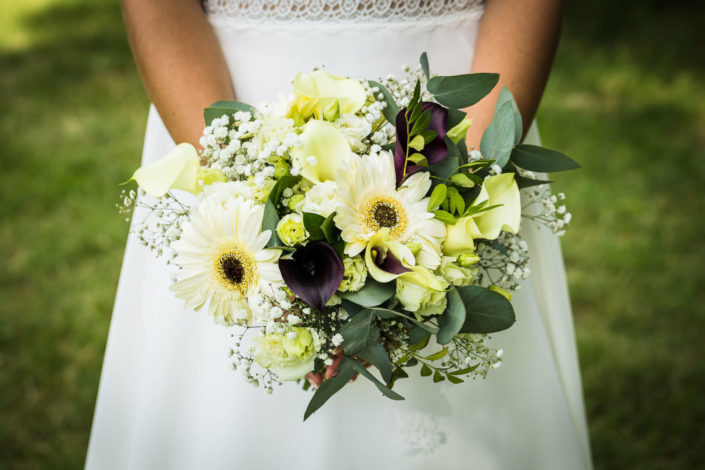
[293,70,366,115]
[290,120,351,184]
[278,241,344,310]
[474,174,521,239]
[132,143,201,196]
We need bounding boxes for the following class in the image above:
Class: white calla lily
[292,70,366,118]
[443,173,520,255]
[291,120,351,184]
[132,143,226,197]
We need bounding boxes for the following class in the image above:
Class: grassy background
[1,0,703,468]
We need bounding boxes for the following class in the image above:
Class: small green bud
[273,159,291,179]
[457,252,480,268]
[322,100,341,122]
[288,194,305,211]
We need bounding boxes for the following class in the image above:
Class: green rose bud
[288,194,305,212]
[276,213,309,246]
[457,251,480,268]
[323,100,341,122]
[438,256,476,287]
[338,255,367,292]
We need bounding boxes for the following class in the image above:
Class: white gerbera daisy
[334,150,446,268]
[170,197,282,325]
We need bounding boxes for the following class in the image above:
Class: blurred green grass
[0,0,703,468]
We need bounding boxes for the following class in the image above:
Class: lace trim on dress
[204,0,485,31]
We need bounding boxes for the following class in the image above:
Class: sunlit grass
[1,0,703,468]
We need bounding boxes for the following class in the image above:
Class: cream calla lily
[290,120,352,184]
[291,70,366,119]
[132,143,226,197]
[443,173,521,256]
[363,229,415,283]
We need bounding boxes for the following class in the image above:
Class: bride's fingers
[306,371,323,388]
[324,354,343,379]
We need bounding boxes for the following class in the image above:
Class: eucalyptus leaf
[348,358,405,400]
[446,108,467,130]
[515,173,553,188]
[204,100,255,126]
[340,309,374,354]
[339,279,395,307]
[480,101,516,168]
[495,87,523,145]
[436,288,466,344]
[457,285,516,333]
[368,80,399,125]
[262,199,281,248]
[357,341,393,383]
[303,358,356,420]
[426,73,499,108]
[370,308,438,334]
[510,144,581,172]
[420,52,430,80]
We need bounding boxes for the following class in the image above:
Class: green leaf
[423,347,449,361]
[446,108,467,130]
[370,308,438,334]
[420,52,430,80]
[495,87,523,145]
[368,80,400,125]
[457,285,516,334]
[407,153,428,166]
[447,186,465,215]
[409,332,430,351]
[357,341,393,383]
[262,199,280,248]
[514,173,553,188]
[433,370,445,382]
[204,100,255,126]
[450,173,476,188]
[436,288,466,344]
[268,174,301,207]
[420,364,432,377]
[480,100,516,168]
[340,309,374,354]
[320,212,338,243]
[340,299,364,317]
[450,364,480,375]
[447,374,464,384]
[302,212,326,240]
[427,183,447,211]
[338,278,395,307]
[428,137,460,179]
[426,73,499,108]
[433,210,456,225]
[408,135,425,151]
[411,109,431,136]
[510,144,581,172]
[348,358,405,400]
[303,358,356,420]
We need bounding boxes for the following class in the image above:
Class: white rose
[335,113,372,153]
[302,181,339,217]
[438,256,476,287]
[201,181,256,205]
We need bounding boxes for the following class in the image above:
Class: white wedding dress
[86,1,592,469]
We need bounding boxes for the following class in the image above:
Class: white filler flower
[334,150,445,268]
[170,197,282,325]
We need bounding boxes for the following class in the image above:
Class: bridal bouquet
[120,54,578,420]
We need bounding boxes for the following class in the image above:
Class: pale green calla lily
[447,116,473,144]
[292,70,366,118]
[363,229,415,283]
[290,120,351,184]
[132,143,226,197]
[443,173,520,255]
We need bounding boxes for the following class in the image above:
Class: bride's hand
[305,350,370,388]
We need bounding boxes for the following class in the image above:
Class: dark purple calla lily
[278,241,344,310]
[394,102,449,185]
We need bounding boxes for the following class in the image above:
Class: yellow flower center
[360,194,408,239]
[213,243,258,295]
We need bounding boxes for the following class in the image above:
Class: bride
[86,1,592,469]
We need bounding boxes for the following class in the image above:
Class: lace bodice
[205,0,485,30]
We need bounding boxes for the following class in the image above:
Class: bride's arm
[122,0,234,146]
[464,0,564,149]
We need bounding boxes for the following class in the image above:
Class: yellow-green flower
[290,120,351,184]
[132,143,226,197]
[339,255,367,292]
[438,256,476,287]
[443,173,520,255]
[395,267,449,319]
[253,327,317,381]
[276,213,309,246]
[290,70,366,119]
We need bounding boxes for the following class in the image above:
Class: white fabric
[86,4,592,469]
